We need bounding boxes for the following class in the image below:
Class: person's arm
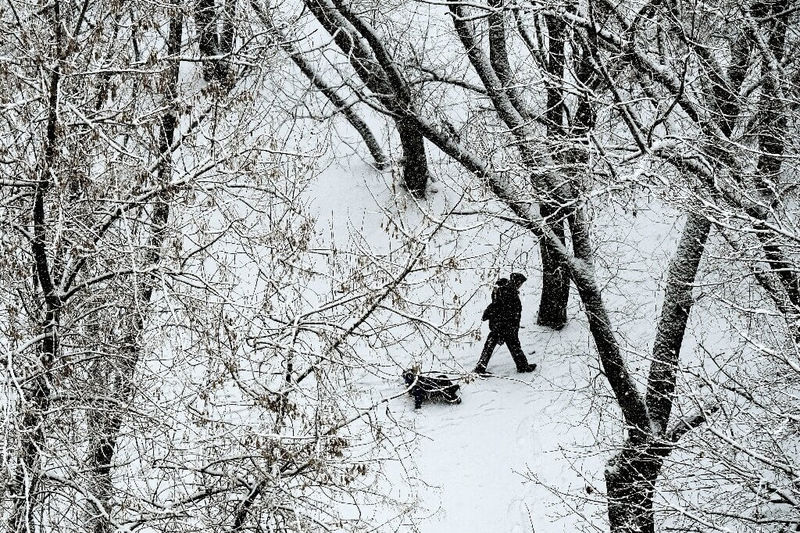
[511,294,523,329]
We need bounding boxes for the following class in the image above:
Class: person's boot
[517,363,537,373]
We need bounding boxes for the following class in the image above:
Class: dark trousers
[475,330,529,373]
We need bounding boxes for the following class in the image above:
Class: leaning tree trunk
[251,0,388,169]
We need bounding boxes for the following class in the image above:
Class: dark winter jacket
[483,283,522,337]
[482,278,507,322]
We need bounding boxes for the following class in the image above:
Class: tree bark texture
[397,118,430,195]
[752,0,798,313]
[537,203,569,329]
[646,214,711,434]
[196,0,235,85]
[605,443,665,533]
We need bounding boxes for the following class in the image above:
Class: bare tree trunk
[538,202,569,329]
[647,216,711,431]
[605,444,663,533]
[453,1,573,328]
[288,53,390,171]
[397,117,430,195]
[536,13,571,329]
[752,0,798,311]
[542,39,601,330]
[83,8,182,532]
[196,0,235,85]
[564,4,795,525]
[327,0,430,194]
[305,0,429,194]
[606,213,711,533]
[487,0,532,119]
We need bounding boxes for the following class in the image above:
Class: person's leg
[506,334,535,372]
[475,331,499,373]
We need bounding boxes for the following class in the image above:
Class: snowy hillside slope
[303,134,724,532]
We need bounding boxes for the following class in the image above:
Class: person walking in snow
[475,272,537,374]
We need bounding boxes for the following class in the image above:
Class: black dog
[402,370,462,409]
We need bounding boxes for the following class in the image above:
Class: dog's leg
[413,390,424,409]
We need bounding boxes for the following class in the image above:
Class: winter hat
[509,272,527,284]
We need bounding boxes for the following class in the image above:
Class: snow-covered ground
[407,349,606,533]
[303,141,704,532]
